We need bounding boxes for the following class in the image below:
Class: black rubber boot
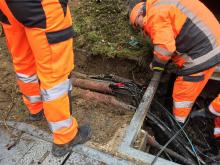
[52,124,92,157]
[29,111,44,121]
[190,107,216,119]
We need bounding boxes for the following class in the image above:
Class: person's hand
[150,61,165,72]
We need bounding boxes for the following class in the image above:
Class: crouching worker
[129,0,220,124]
[0,0,91,157]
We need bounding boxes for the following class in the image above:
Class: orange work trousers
[173,67,216,123]
[0,0,78,144]
[208,94,220,137]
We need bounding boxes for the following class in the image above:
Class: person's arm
[144,8,176,71]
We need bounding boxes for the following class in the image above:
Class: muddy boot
[29,111,43,121]
[52,124,92,157]
[190,107,215,119]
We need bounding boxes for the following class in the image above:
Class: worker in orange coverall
[0,1,91,157]
[129,0,220,136]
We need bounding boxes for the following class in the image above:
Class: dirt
[72,94,133,144]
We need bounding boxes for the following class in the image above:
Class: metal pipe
[121,71,162,146]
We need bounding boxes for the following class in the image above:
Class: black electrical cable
[153,100,207,165]
[147,112,194,160]
[148,112,172,132]
[151,117,190,165]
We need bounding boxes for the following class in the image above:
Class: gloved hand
[150,60,165,72]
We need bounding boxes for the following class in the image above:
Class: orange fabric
[154,49,172,62]
[17,80,41,96]
[44,94,71,122]
[173,107,191,119]
[0,0,77,144]
[143,1,187,57]
[143,0,220,66]
[23,96,43,114]
[1,23,42,115]
[172,54,186,68]
[211,94,220,113]
[129,2,145,27]
[214,117,220,138]
[173,67,216,118]
[54,117,78,144]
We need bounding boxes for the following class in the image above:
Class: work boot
[190,107,216,119]
[52,124,92,157]
[29,111,44,121]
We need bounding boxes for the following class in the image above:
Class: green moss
[73,0,152,58]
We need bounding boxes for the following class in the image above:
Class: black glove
[150,59,166,72]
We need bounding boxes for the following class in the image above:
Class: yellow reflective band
[152,67,164,71]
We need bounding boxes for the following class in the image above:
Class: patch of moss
[73,0,152,58]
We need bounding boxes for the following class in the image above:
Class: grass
[73,0,152,58]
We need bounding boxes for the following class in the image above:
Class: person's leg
[209,94,220,116]
[1,0,91,157]
[0,9,43,119]
[20,0,90,156]
[173,67,216,123]
[208,94,220,137]
[214,117,220,138]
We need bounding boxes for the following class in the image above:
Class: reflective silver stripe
[48,117,73,132]
[173,101,194,109]
[183,46,220,69]
[16,73,38,83]
[215,65,220,73]
[214,128,220,135]
[41,79,72,101]
[154,45,173,56]
[152,0,218,48]
[209,104,220,116]
[174,116,186,123]
[24,95,42,103]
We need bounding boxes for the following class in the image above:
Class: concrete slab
[18,136,52,165]
[70,145,134,165]
[0,119,178,165]
[0,128,34,165]
[65,151,104,165]
[0,122,134,165]
[42,152,69,165]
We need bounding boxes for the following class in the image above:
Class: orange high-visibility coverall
[143,0,220,123]
[0,0,78,144]
[208,94,220,137]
